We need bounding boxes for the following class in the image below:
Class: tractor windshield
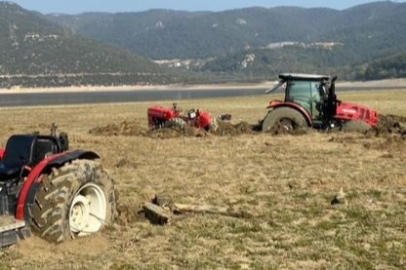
[286,80,323,118]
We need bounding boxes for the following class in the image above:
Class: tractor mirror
[265,81,284,94]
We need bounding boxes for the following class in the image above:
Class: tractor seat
[0,163,23,180]
[0,135,37,181]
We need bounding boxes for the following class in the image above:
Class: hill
[46,2,406,81]
[0,2,175,88]
[46,7,338,60]
[46,2,405,61]
[199,43,350,79]
[1,1,405,87]
[356,52,406,80]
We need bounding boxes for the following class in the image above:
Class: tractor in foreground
[147,103,220,132]
[0,125,117,248]
[262,73,379,132]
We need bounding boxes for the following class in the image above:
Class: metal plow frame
[0,216,30,248]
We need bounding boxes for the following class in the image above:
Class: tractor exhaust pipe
[325,76,338,121]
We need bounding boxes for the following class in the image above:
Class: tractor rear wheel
[262,107,308,132]
[341,120,371,133]
[31,159,117,244]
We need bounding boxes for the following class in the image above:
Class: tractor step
[0,215,30,249]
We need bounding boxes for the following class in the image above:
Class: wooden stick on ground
[144,195,254,225]
[142,202,171,225]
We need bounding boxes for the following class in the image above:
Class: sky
[8,0,405,14]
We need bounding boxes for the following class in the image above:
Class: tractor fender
[16,150,100,221]
[48,150,99,166]
[0,148,4,160]
[268,102,313,127]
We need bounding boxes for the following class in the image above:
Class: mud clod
[214,121,255,136]
[368,114,406,137]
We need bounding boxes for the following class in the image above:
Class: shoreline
[0,82,272,94]
[0,78,405,94]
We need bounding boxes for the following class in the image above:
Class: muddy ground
[88,120,259,138]
[368,114,406,137]
[88,114,406,139]
[1,91,406,270]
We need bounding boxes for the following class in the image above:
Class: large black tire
[341,120,371,133]
[164,117,187,128]
[31,159,117,244]
[262,107,308,132]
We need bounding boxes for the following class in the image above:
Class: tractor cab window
[288,81,310,98]
[286,81,312,114]
[286,80,323,118]
[311,81,323,104]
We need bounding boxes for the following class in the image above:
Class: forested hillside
[45,1,406,81]
[356,52,406,80]
[0,1,405,88]
[0,2,175,87]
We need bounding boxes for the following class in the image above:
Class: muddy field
[88,120,258,138]
[0,91,406,270]
[88,113,406,139]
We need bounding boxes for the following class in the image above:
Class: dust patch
[6,234,109,262]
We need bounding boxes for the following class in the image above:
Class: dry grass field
[0,90,406,270]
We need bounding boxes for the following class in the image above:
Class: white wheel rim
[69,183,107,237]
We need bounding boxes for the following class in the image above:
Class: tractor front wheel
[164,117,187,128]
[31,159,117,244]
[262,107,308,133]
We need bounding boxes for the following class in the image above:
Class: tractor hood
[336,101,379,127]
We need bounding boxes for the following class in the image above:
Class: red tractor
[0,125,117,248]
[262,73,379,132]
[147,103,219,132]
